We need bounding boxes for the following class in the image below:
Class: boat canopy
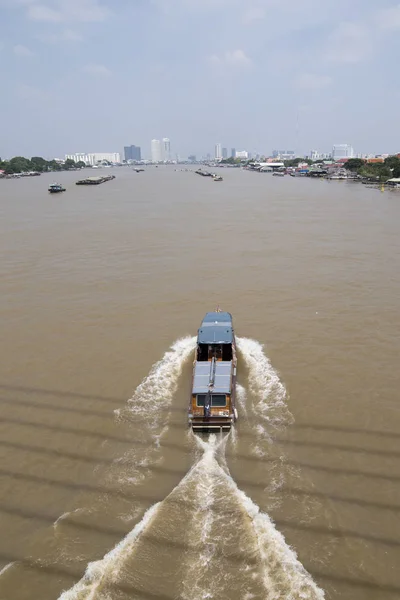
[192,361,232,394]
[198,312,234,344]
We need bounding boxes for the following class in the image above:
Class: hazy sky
[1,0,400,159]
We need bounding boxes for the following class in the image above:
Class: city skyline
[1,1,400,158]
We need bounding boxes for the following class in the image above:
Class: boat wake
[39,333,322,599]
[112,336,196,488]
[58,432,324,600]
[237,337,293,455]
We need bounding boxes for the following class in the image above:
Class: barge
[76,175,116,185]
[189,311,237,432]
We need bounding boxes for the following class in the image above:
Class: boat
[272,172,285,177]
[134,168,145,173]
[76,175,116,185]
[213,175,223,181]
[188,311,237,432]
[48,183,66,193]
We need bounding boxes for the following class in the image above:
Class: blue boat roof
[198,312,234,344]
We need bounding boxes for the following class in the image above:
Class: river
[0,166,399,600]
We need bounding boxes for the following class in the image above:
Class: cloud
[210,49,253,69]
[37,29,83,43]
[375,3,400,30]
[26,0,110,23]
[13,44,34,57]
[82,64,111,77]
[325,22,371,64]
[16,83,48,100]
[294,72,333,90]
[242,6,265,24]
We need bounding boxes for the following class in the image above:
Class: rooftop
[198,312,234,344]
[192,361,232,394]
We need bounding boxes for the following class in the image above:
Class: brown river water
[0,167,399,600]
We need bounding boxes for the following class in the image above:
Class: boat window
[196,395,226,407]
[211,395,226,407]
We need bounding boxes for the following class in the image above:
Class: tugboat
[48,183,66,193]
[188,310,237,432]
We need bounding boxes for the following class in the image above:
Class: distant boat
[213,175,223,181]
[272,172,285,177]
[134,168,145,173]
[48,183,66,193]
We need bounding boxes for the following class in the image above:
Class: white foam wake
[58,503,161,600]
[236,382,248,417]
[112,336,196,488]
[118,335,196,430]
[57,433,323,600]
[237,337,292,453]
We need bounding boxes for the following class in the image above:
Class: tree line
[344,156,400,182]
[0,156,86,174]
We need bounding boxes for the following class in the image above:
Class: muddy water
[0,167,399,600]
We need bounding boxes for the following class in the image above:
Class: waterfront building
[162,138,171,161]
[151,139,162,163]
[124,145,141,162]
[65,152,121,165]
[222,147,228,159]
[332,144,354,160]
[215,143,222,160]
[235,150,248,159]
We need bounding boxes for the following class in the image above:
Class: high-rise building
[272,150,295,160]
[124,145,141,162]
[151,139,162,163]
[162,138,171,161]
[235,150,248,159]
[188,155,196,162]
[231,148,236,158]
[222,147,228,159]
[215,143,222,160]
[332,144,354,160]
[310,150,321,161]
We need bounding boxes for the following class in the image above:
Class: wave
[57,433,323,600]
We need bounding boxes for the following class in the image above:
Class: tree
[64,158,77,170]
[284,158,302,167]
[384,155,400,177]
[76,161,86,169]
[344,158,365,172]
[30,156,48,172]
[7,156,32,173]
[48,160,62,171]
[360,163,391,182]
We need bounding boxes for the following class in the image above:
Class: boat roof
[198,312,234,344]
[192,361,232,394]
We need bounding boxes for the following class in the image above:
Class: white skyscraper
[332,144,354,160]
[162,138,171,161]
[151,139,162,163]
[215,143,222,160]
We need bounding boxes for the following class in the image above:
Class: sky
[1,0,400,159]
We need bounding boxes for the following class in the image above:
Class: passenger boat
[213,175,223,181]
[48,183,66,193]
[189,311,237,432]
